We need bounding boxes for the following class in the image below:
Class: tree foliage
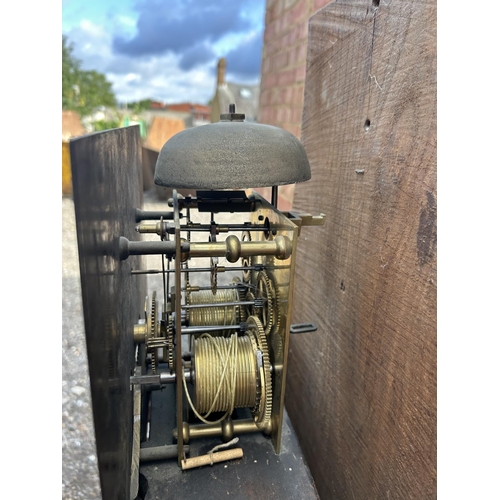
[93,119,121,131]
[127,99,152,113]
[62,36,116,117]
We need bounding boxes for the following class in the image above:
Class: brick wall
[258,0,331,210]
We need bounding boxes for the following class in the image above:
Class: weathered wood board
[70,126,147,500]
[286,1,436,499]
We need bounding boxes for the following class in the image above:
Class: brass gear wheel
[245,290,255,320]
[149,291,158,374]
[247,316,272,430]
[210,259,218,294]
[166,318,174,371]
[256,271,280,336]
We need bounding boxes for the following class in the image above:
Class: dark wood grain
[70,126,148,500]
[286,1,436,498]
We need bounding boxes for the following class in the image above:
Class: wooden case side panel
[286,1,436,499]
[70,126,147,500]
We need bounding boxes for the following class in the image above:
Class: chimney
[217,58,226,86]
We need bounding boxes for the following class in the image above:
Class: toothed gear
[150,291,158,374]
[183,260,191,323]
[247,316,272,430]
[210,259,218,295]
[167,317,174,371]
[256,271,280,336]
[245,290,255,320]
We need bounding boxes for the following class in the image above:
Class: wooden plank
[70,126,148,500]
[286,1,436,499]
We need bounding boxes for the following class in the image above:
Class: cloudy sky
[62,0,266,105]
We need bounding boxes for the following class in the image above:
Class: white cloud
[66,19,218,104]
[63,0,264,105]
[124,73,141,82]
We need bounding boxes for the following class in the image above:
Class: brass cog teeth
[256,271,280,336]
[167,320,174,371]
[151,291,157,337]
[151,351,157,374]
[246,330,261,413]
[268,272,281,336]
[150,292,158,374]
[247,316,272,429]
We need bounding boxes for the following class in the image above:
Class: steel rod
[130,369,192,385]
[131,265,264,275]
[135,208,183,222]
[181,325,243,335]
[182,300,261,310]
[271,186,278,208]
[183,284,253,291]
[140,445,188,462]
[181,225,267,232]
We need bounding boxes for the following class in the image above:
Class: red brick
[278,196,293,212]
[297,20,309,41]
[254,187,272,201]
[285,1,307,26]
[291,106,303,124]
[297,43,308,65]
[295,64,307,83]
[265,9,272,26]
[293,84,305,105]
[277,107,291,123]
[264,39,274,57]
[270,107,279,123]
[288,45,298,67]
[274,17,284,35]
[261,57,271,75]
[272,50,289,71]
[270,89,280,105]
[280,27,291,48]
[260,88,271,107]
[264,21,276,43]
[278,68,296,87]
[259,107,270,123]
[282,123,301,138]
[289,43,308,67]
[278,184,296,207]
[314,0,332,11]
[283,0,300,10]
[268,1,282,22]
[267,36,282,57]
[284,87,294,105]
[260,107,278,124]
[262,72,278,90]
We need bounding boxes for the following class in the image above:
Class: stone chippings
[62,196,102,500]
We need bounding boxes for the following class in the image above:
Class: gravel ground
[62,195,102,500]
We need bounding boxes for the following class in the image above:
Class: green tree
[62,35,80,110]
[62,36,116,117]
[127,99,152,113]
